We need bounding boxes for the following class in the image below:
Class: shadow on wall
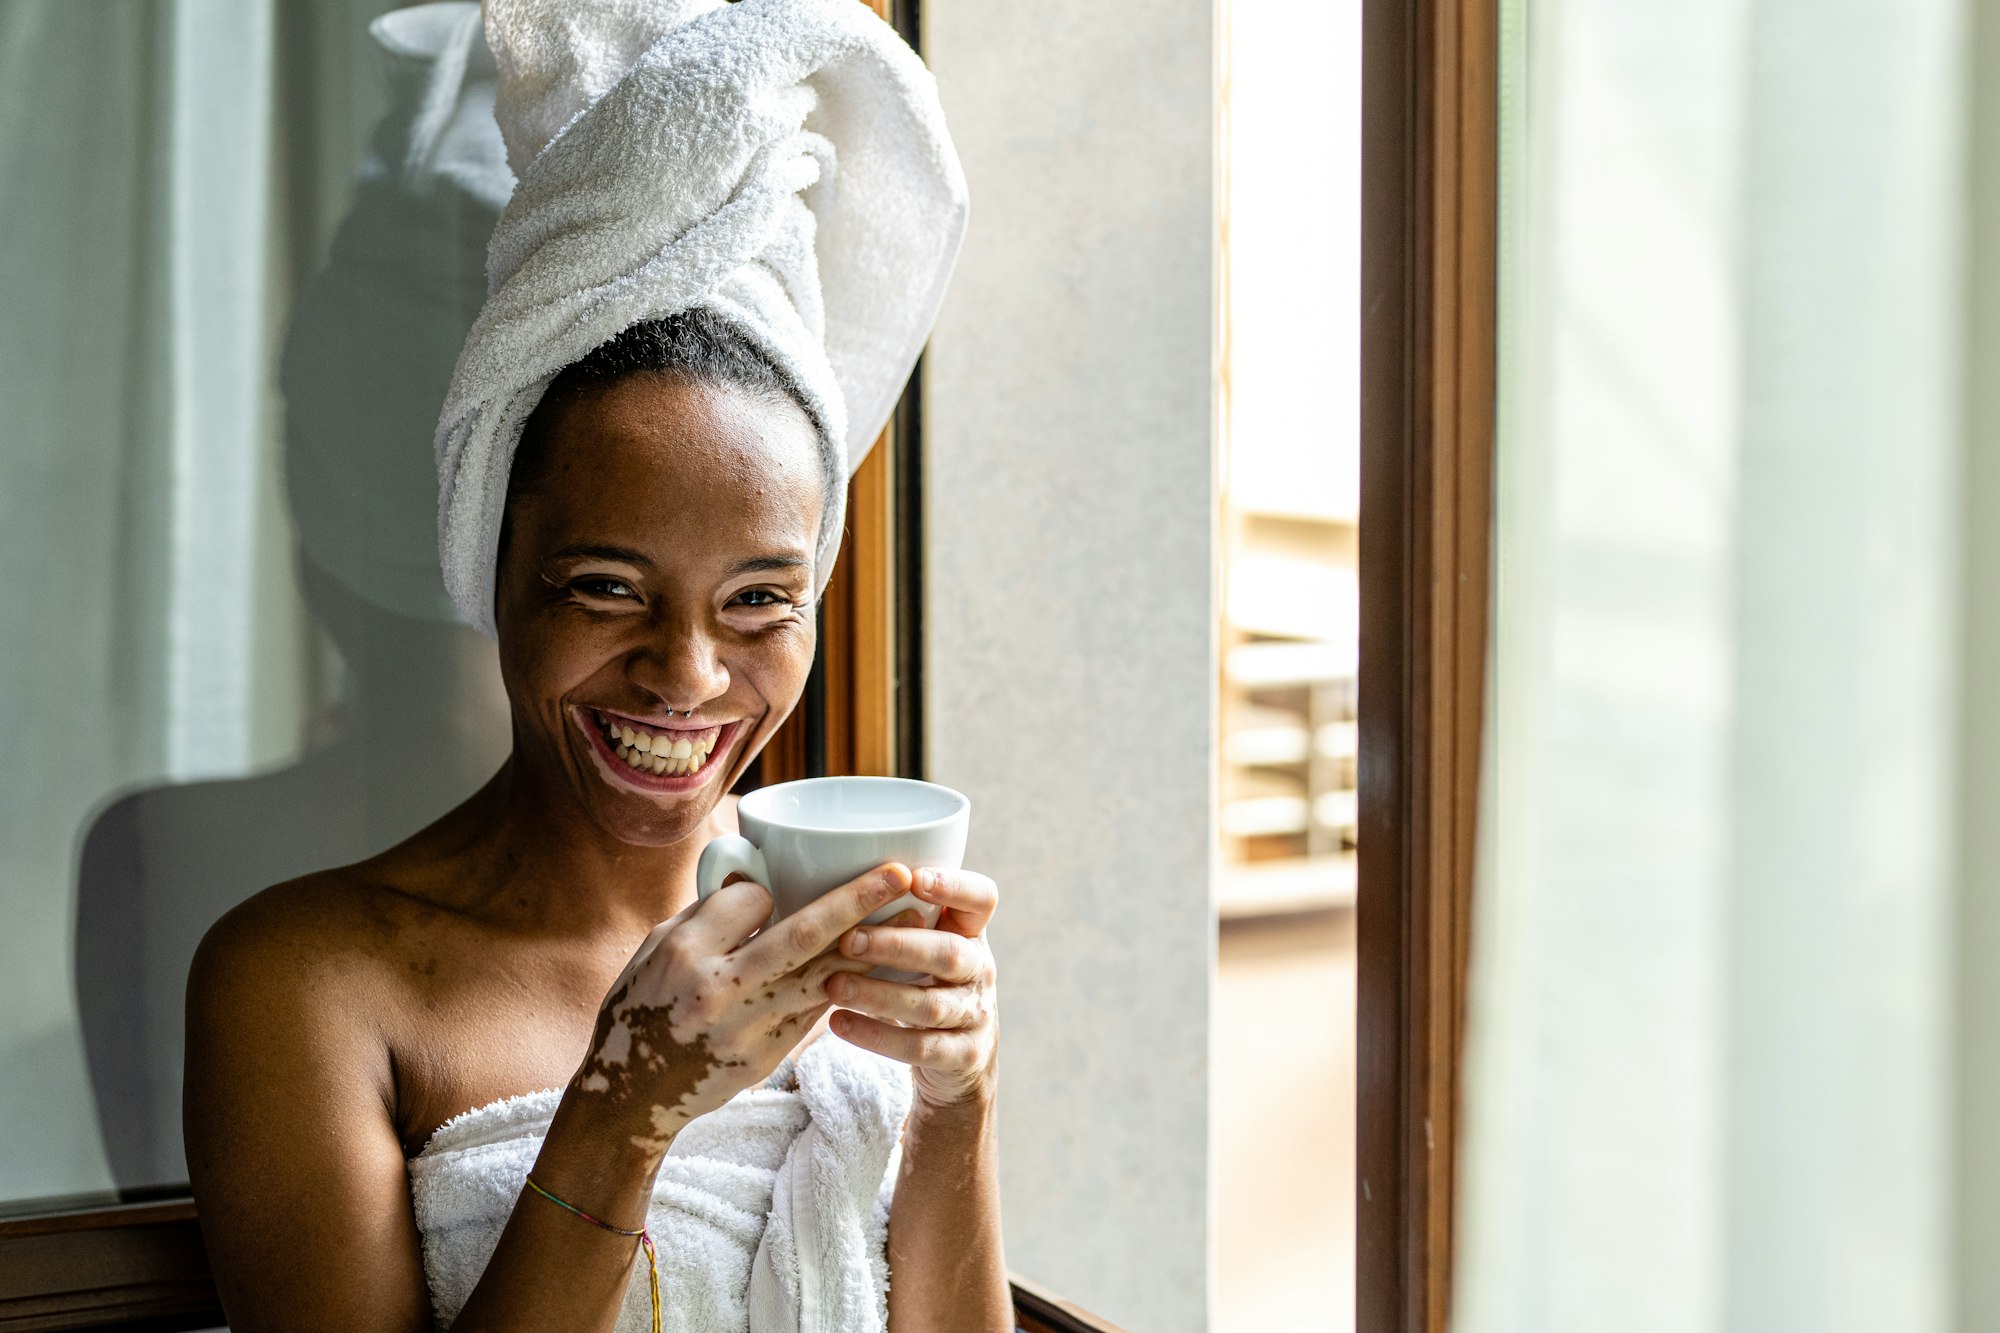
[71,4,515,1190]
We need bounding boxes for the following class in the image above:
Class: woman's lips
[579,708,742,795]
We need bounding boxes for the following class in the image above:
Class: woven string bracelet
[524,1174,662,1333]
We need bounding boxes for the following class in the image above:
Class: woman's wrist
[910,1064,999,1126]
[539,1079,680,1206]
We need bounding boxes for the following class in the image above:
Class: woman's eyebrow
[547,542,655,568]
[730,554,809,576]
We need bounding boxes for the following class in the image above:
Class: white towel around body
[435,0,968,635]
[407,1033,913,1332]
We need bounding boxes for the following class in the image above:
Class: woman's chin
[581,774,719,847]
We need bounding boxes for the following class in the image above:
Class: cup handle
[696,835,774,925]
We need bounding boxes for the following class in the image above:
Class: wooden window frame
[755,375,917,788]
[1355,0,1498,1329]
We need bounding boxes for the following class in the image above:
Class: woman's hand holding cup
[683,775,996,1112]
[568,868,925,1157]
[823,866,1000,1113]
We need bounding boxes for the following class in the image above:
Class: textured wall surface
[920,4,1217,1330]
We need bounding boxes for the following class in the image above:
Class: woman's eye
[732,588,787,608]
[575,577,638,599]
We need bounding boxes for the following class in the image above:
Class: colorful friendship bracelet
[524,1174,662,1333]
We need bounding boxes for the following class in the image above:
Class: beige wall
[920,4,1218,1330]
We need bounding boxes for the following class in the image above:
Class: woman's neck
[418,754,733,938]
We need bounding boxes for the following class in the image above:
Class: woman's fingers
[912,868,999,937]
[829,1011,983,1069]
[836,919,980,983]
[823,971,981,1030]
[737,863,915,977]
[822,897,1001,1111]
[769,911,923,1013]
[670,877,776,955]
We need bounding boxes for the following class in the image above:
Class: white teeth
[598,713,726,780]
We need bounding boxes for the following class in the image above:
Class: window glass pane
[0,0,510,1203]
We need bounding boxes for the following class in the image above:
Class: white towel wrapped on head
[435,0,969,635]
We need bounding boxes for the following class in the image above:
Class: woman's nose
[629,614,730,709]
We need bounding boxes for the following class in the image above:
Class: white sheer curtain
[0,0,302,1201]
[1457,0,1971,1328]
[0,0,417,1201]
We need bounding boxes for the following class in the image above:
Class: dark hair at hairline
[504,308,835,534]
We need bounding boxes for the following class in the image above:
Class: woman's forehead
[510,375,824,569]
[541,375,820,494]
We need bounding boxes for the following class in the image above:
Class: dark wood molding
[1007,1269,1131,1333]
[0,1199,1117,1333]
[0,1200,221,1332]
[1356,0,1498,1328]
[815,424,900,780]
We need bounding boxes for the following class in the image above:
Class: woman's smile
[576,706,745,796]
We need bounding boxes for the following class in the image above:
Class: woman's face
[493,372,823,847]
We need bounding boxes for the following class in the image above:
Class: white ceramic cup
[696,776,971,984]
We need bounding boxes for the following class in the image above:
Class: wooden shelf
[1218,852,1357,918]
[1225,554,1359,642]
[1225,639,1358,688]
[1222,770,1358,839]
[1223,708,1359,767]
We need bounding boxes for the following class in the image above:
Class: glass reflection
[60,3,512,1193]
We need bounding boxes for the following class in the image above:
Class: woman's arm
[823,868,1012,1333]
[885,1088,1009,1333]
[185,896,449,1331]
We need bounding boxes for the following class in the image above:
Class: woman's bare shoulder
[187,864,421,1047]
[198,862,400,964]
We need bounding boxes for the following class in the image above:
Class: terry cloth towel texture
[407,1034,913,1331]
[435,0,970,635]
